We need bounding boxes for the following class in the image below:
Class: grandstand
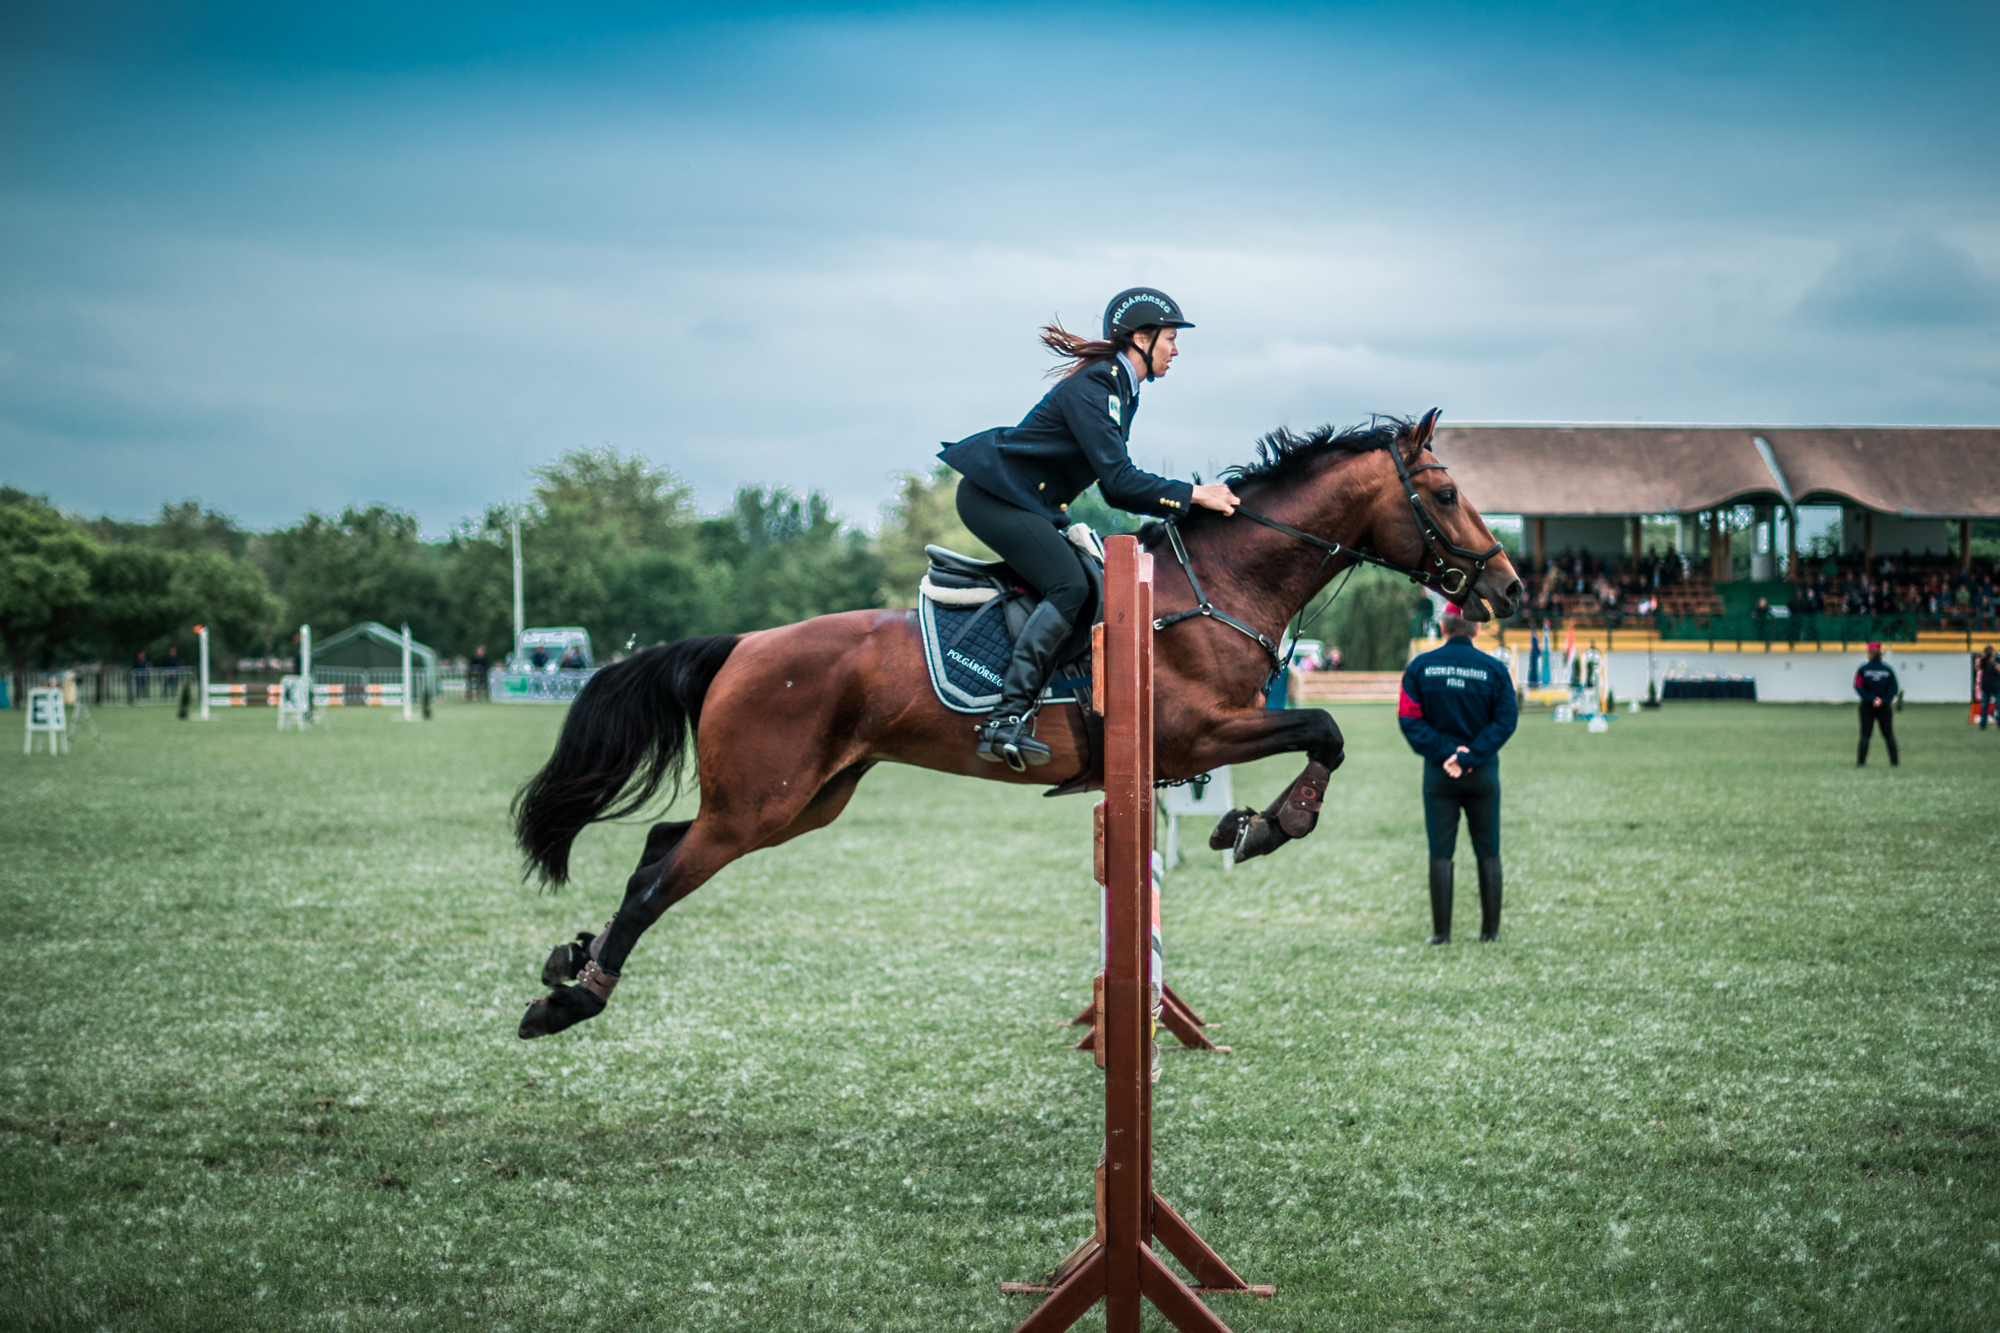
[1432,424,2000,652]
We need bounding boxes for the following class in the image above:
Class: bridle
[1152,425,1504,681]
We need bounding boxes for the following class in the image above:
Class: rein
[1151,431,1504,687]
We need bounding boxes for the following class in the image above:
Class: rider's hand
[1191,484,1240,515]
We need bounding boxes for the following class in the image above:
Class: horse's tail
[512,634,740,886]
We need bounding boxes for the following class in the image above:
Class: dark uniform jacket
[1398,636,1519,770]
[939,356,1193,523]
[1854,659,1898,704]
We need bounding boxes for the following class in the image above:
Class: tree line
[0,447,1417,674]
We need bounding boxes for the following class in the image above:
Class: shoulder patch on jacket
[1108,394,1121,425]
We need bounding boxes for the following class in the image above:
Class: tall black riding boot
[1427,857,1453,944]
[977,601,1073,771]
[1477,857,1503,942]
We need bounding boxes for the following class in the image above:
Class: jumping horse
[513,408,1522,1038]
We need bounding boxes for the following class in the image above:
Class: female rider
[939,287,1240,770]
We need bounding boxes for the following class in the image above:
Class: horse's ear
[1410,407,1441,453]
[1398,408,1441,465]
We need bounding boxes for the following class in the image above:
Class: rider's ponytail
[1039,321,1132,377]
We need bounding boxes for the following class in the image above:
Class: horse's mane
[1138,415,1411,546]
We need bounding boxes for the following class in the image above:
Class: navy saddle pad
[916,544,1101,716]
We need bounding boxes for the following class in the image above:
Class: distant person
[1978,646,1999,731]
[164,645,181,672]
[470,645,490,700]
[1855,642,1899,767]
[558,645,586,671]
[133,649,149,700]
[530,643,549,671]
[1399,608,1519,944]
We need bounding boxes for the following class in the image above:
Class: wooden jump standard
[1002,535,1270,1332]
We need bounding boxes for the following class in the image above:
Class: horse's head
[1367,409,1522,622]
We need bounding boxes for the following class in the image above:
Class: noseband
[1152,435,1505,680]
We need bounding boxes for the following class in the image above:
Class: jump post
[1003,534,1269,1332]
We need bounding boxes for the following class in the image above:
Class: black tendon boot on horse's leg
[537,819,691,987]
[1428,858,1454,944]
[1477,857,1502,942]
[976,602,1071,770]
[521,820,695,1039]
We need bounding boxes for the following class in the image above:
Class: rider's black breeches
[955,481,1092,625]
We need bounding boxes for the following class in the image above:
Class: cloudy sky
[2,1,1996,534]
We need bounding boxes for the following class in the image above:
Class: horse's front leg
[1170,706,1344,864]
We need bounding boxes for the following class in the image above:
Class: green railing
[1654,613,1920,646]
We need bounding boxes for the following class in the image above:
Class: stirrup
[976,713,1051,772]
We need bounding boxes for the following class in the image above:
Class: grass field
[2,697,1996,1331]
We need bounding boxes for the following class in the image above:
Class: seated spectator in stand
[558,645,587,671]
[530,643,550,671]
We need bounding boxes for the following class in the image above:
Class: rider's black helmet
[1102,287,1194,341]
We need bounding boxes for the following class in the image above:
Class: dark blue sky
[3,2,1997,532]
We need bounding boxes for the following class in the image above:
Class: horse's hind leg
[540,820,692,986]
[519,766,874,1040]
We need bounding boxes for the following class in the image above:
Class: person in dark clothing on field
[469,645,490,700]
[1855,642,1899,766]
[1976,645,1998,730]
[1399,609,1519,943]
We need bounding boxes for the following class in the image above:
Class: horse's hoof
[1232,814,1290,863]
[1208,807,1254,851]
[540,932,596,988]
[518,983,607,1039]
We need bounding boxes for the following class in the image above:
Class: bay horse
[514,408,1521,1038]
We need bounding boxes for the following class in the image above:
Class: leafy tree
[1064,483,1144,538]
[874,465,994,608]
[1318,566,1421,671]
[91,500,252,561]
[518,449,721,654]
[85,546,185,661]
[0,489,101,671]
[702,486,883,632]
[439,507,519,660]
[262,506,450,647]
[172,550,280,661]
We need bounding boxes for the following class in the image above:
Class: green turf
[1,699,1995,1331]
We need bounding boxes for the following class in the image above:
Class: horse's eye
[1437,487,1458,506]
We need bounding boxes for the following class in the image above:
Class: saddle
[914,526,1105,717]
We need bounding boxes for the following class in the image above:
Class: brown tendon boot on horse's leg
[1275,761,1331,838]
[1225,760,1334,864]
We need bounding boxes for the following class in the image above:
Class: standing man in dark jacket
[1855,642,1899,766]
[1977,645,1998,730]
[1399,609,1519,943]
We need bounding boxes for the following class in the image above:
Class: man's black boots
[1427,857,1453,944]
[1477,856,1503,942]
[976,602,1072,771]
